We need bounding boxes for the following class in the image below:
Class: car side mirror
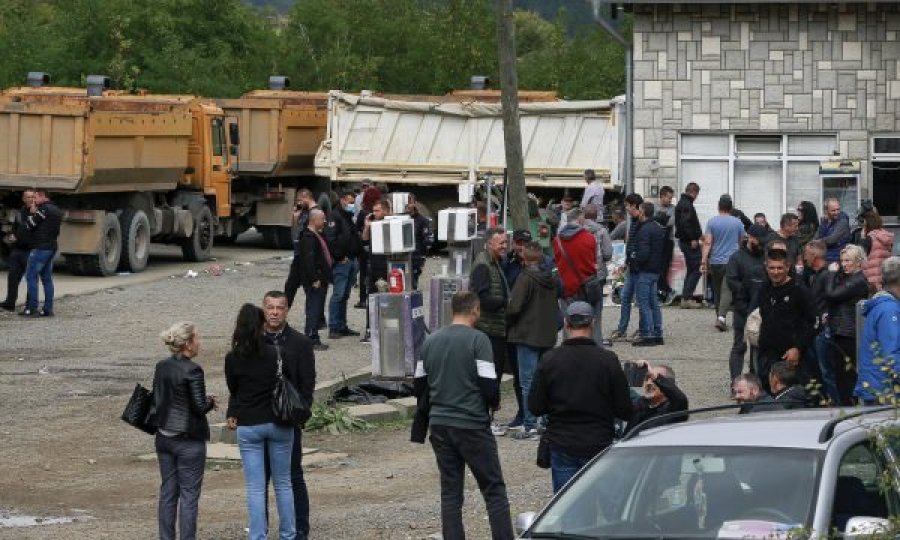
[844,516,890,538]
[515,511,536,536]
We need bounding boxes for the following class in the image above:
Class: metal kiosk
[430,207,478,330]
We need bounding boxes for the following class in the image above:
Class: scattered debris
[206,264,224,276]
[183,270,199,278]
[87,459,97,465]
[37,366,49,375]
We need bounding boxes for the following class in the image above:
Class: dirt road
[0,248,735,539]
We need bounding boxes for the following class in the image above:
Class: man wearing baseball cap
[528,301,632,493]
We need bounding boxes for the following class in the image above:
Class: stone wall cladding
[633,3,900,194]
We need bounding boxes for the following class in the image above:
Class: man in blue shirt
[702,195,745,332]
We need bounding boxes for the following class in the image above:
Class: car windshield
[528,446,821,539]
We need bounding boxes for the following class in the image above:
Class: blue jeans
[516,345,546,431]
[237,423,296,540]
[328,259,357,332]
[303,284,327,342]
[635,272,662,339]
[25,249,55,312]
[814,331,840,404]
[616,271,636,334]
[550,446,592,493]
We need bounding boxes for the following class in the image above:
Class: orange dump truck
[0,77,237,275]
[219,80,329,248]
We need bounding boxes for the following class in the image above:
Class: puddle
[0,510,92,528]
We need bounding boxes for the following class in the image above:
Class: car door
[828,442,898,534]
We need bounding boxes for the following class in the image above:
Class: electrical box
[437,208,477,242]
[370,291,426,378]
[429,275,469,331]
[371,216,415,254]
[389,192,411,214]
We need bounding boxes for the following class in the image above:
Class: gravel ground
[0,253,737,539]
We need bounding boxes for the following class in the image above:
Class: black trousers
[679,240,702,299]
[429,424,514,540]
[3,248,28,305]
[155,433,206,540]
[832,335,859,406]
[728,310,748,383]
[357,252,369,303]
[486,336,522,423]
[658,238,674,294]
[265,427,310,539]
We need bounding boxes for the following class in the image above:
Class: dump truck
[0,76,236,275]
[218,80,330,248]
[314,90,626,208]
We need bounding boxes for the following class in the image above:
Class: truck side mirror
[230,145,239,157]
[229,123,240,146]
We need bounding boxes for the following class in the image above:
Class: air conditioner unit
[371,216,415,254]
[437,208,477,242]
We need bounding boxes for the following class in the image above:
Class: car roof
[615,408,897,451]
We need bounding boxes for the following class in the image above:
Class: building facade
[627,1,900,228]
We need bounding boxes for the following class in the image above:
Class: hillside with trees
[0,0,627,99]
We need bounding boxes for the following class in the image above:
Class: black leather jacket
[825,270,870,338]
[151,354,214,441]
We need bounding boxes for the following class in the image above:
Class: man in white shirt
[580,169,605,222]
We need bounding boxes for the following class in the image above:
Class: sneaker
[0,302,14,312]
[327,332,344,340]
[39,309,54,317]
[491,423,508,436]
[662,290,678,306]
[629,329,642,341]
[353,301,367,309]
[511,429,539,441]
[311,341,329,351]
[715,317,728,332]
[360,331,371,344]
[609,330,628,342]
[18,308,37,317]
[338,328,361,337]
[632,337,660,347]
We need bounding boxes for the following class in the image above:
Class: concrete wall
[632,3,900,195]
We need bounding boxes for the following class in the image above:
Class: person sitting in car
[768,361,809,409]
[732,373,775,414]
[624,361,688,433]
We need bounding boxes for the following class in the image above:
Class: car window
[529,447,819,539]
[830,443,891,533]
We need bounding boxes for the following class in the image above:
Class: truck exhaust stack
[26,72,50,87]
[86,75,110,97]
[268,76,290,90]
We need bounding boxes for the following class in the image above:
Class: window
[682,135,729,156]
[681,160,728,227]
[786,162,822,212]
[211,119,225,157]
[735,136,781,154]
[735,161,782,224]
[788,135,837,157]
[831,443,892,532]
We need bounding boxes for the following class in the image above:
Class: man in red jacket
[553,209,601,341]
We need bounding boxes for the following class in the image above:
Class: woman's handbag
[272,345,312,426]
[121,383,157,435]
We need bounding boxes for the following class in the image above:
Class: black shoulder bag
[121,383,157,435]
[555,237,604,304]
[272,345,312,427]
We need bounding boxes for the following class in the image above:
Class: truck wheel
[118,208,151,273]
[182,205,213,262]
[82,213,123,276]
[260,226,293,250]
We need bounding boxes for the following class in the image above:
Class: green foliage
[0,0,627,99]
[304,402,371,434]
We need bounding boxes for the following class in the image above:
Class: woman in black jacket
[151,321,217,540]
[225,304,302,540]
[825,244,872,405]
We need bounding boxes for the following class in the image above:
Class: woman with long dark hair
[225,303,299,540]
[796,201,819,252]
[151,321,217,540]
[825,244,871,405]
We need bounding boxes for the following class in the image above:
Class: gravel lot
[0,250,736,539]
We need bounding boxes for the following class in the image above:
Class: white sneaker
[491,423,507,436]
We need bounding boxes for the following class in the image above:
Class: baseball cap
[747,224,768,238]
[513,229,532,242]
[565,301,594,324]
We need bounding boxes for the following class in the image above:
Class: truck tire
[82,212,123,276]
[182,205,213,262]
[118,208,151,273]
[260,226,293,250]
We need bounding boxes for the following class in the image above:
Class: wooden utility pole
[497,0,528,231]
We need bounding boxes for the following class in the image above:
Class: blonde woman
[151,322,217,540]
[825,245,872,405]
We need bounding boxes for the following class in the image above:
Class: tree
[497,0,527,231]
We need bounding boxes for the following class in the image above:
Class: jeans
[155,433,206,540]
[550,445,592,494]
[237,423,296,540]
[3,248,28,305]
[265,427,310,539]
[709,263,732,318]
[658,238,674,294]
[729,311,748,382]
[813,331,840,404]
[303,284,328,342]
[516,345,546,431]
[328,259,357,332]
[25,248,55,312]
[679,240,701,300]
[429,424,514,540]
[635,272,662,339]
[616,271,636,335]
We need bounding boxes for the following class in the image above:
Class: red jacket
[553,227,598,299]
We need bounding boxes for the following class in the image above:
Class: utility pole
[497,0,528,231]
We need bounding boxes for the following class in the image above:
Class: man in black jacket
[802,240,839,404]
[406,195,433,290]
[261,290,316,540]
[675,182,703,308]
[625,361,689,433]
[1,189,34,311]
[757,249,815,393]
[610,193,644,341]
[325,191,361,340]
[725,224,768,381]
[529,301,632,493]
[285,209,332,350]
[21,190,62,317]
[631,202,666,346]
